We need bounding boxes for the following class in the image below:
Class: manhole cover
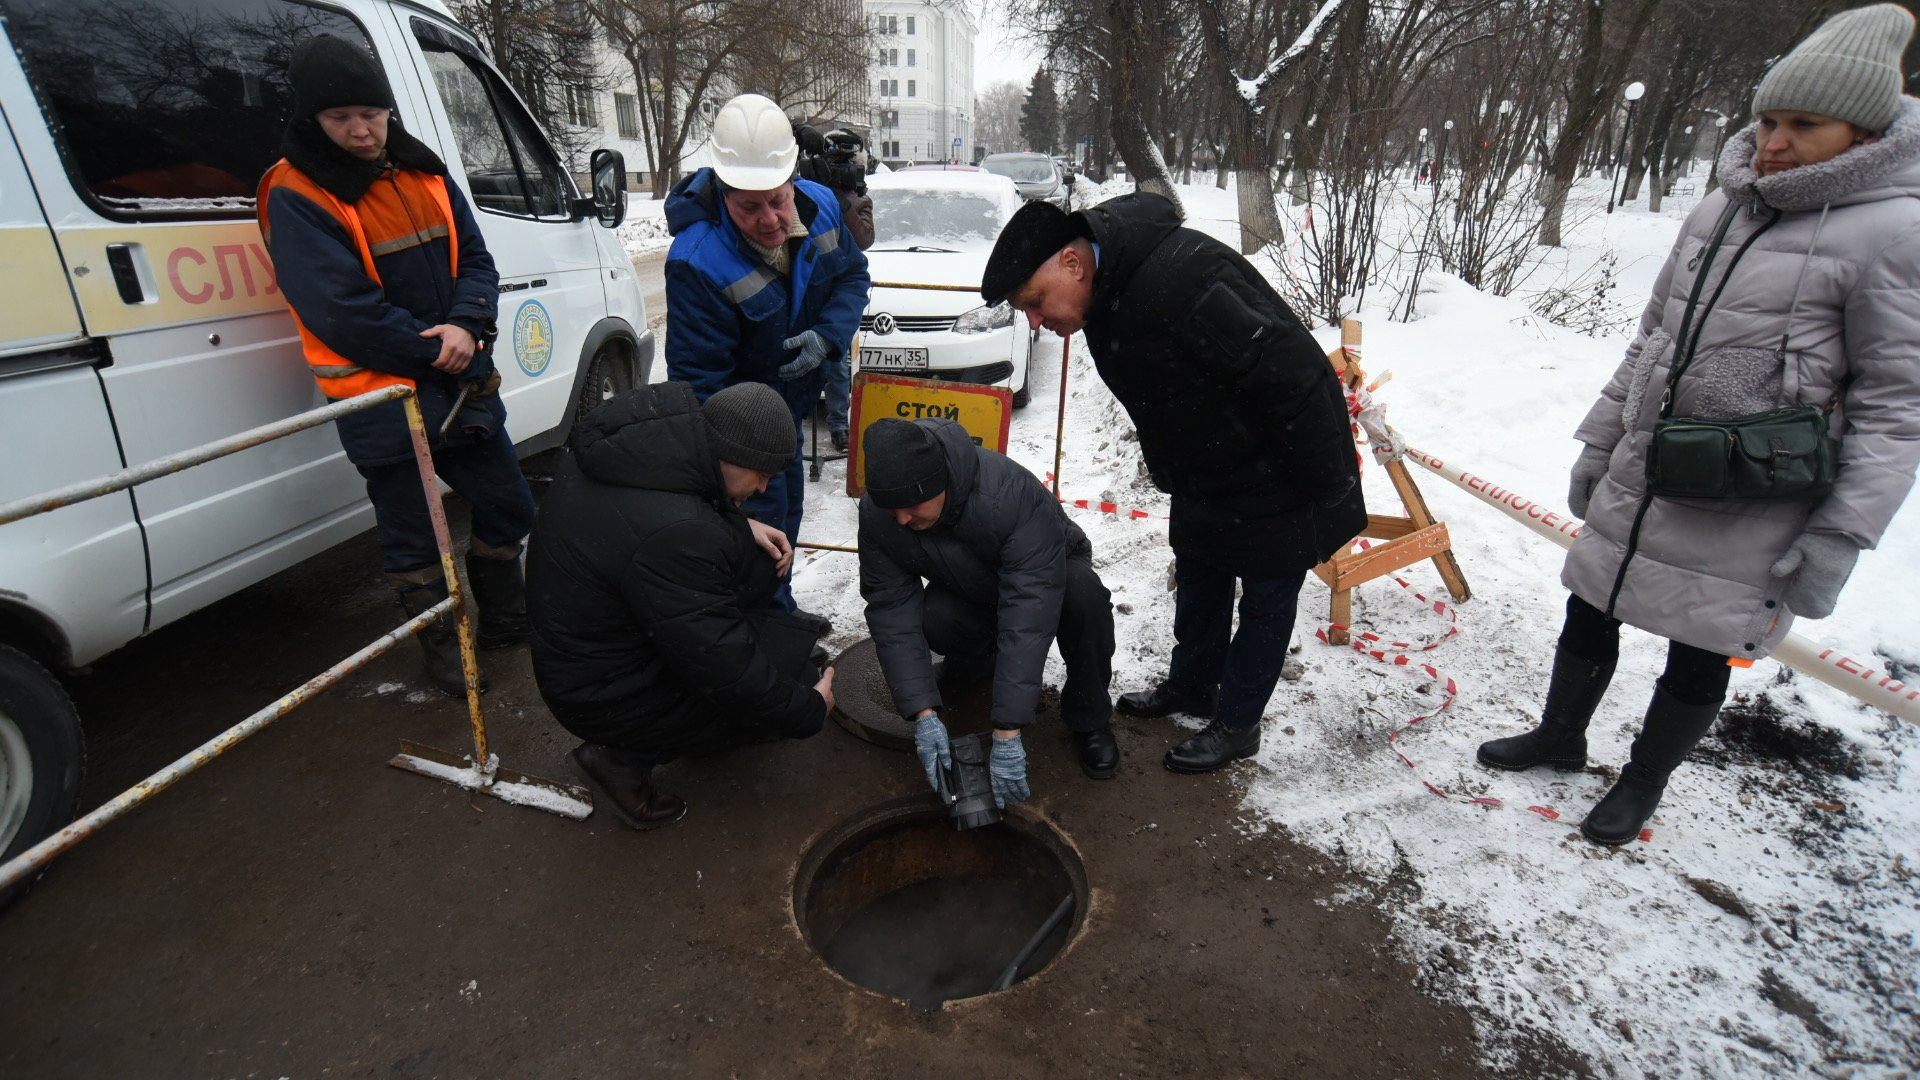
[829,638,995,751]
[793,797,1087,1008]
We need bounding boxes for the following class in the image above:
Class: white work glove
[1568,444,1611,518]
[778,330,833,380]
[1769,532,1861,620]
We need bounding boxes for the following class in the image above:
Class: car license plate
[859,346,928,373]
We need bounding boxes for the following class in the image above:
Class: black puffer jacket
[1078,193,1365,577]
[526,383,824,743]
[858,420,1090,729]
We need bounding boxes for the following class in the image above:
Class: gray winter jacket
[1563,98,1920,660]
[858,420,1091,728]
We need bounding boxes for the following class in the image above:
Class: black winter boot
[465,546,529,650]
[391,571,486,697]
[1581,683,1722,846]
[1477,648,1615,772]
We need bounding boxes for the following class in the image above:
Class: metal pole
[400,393,489,770]
[1051,336,1071,497]
[1607,101,1636,214]
[0,601,453,893]
[0,385,411,527]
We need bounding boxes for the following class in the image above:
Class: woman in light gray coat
[1479,4,1920,846]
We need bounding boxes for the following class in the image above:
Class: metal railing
[0,386,587,895]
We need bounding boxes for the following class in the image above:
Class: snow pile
[617,194,673,258]
[792,177,1919,1076]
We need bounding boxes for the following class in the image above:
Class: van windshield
[2,0,369,218]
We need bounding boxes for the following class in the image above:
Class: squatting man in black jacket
[983,196,1365,774]
[859,418,1118,805]
[525,382,836,830]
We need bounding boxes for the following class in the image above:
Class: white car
[858,171,1035,407]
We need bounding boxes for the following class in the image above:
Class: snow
[616,194,672,259]
[788,176,1920,1075]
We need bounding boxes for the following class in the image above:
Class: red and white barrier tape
[1404,445,1920,726]
[1043,474,1170,520]
[1311,541,1610,832]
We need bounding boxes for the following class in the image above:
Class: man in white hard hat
[664,93,871,619]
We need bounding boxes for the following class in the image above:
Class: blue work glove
[1769,532,1860,620]
[778,330,833,380]
[1568,444,1611,518]
[988,732,1030,808]
[913,713,953,797]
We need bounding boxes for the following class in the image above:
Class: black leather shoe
[1070,726,1119,779]
[1163,721,1260,773]
[830,429,850,453]
[1580,765,1665,846]
[1116,683,1216,719]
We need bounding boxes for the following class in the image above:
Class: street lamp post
[1706,112,1730,193]
[1415,127,1427,183]
[1435,119,1453,195]
[1607,80,1647,214]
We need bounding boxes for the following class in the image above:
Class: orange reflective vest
[256,160,459,399]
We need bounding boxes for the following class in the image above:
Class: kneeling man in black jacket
[859,418,1117,803]
[527,382,835,830]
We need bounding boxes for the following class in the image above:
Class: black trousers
[1560,593,1731,706]
[590,610,825,769]
[1166,560,1307,730]
[921,557,1115,732]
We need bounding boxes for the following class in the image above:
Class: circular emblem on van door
[513,300,554,377]
[872,312,896,335]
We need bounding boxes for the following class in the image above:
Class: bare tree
[975,80,1026,157]
[451,0,606,162]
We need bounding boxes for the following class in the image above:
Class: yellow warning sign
[847,372,1011,497]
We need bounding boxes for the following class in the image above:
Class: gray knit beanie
[701,383,795,474]
[1752,4,1915,132]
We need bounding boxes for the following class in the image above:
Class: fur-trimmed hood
[1717,96,1920,212]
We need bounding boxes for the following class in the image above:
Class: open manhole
[794,797,1088,1008]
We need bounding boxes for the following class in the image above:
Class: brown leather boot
[571,743,687,830]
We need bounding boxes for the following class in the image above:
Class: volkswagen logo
[872,312,896,335]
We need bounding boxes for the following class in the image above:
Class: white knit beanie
[1752,4,1916,132]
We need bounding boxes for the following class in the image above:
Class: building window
[884,140,899,158]
[907,79,915,97]
[907,15,915,34]
[615,92,640,140]
[886,14,898,33]
[907,49,915,67]
[888,48,898,66]
[563,83,597,127]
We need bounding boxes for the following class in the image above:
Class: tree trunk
[1648,160,1664,212]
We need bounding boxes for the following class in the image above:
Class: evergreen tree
[1019,67,1060,154]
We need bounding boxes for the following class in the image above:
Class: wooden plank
[1361,514,1416,540]
[1386,458,1438,530]
[1328,587,1353,645]
[1320,523,1452,591]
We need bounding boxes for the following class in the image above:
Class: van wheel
[0,644,84,906]
[1012,376,1032,409]
[572,343,637,438]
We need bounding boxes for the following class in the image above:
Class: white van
[0,0,651,867]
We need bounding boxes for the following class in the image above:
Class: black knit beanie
[702,383,796,474]
[289,34,396,117]
[863,419,949,509]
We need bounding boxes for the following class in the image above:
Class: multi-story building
[867,1,975,165]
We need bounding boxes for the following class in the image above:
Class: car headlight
[953,301,1014,334]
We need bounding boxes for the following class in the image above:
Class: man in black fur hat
[257,34,534,698]
[981,195,1366,774]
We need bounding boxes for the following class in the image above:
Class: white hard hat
[710,93,798,190]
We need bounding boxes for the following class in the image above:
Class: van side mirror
[589,148,627,228]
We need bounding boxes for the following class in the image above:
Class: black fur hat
[980,199,1089,304]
